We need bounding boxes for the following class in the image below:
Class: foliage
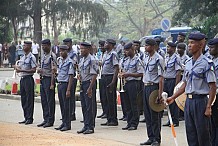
[0,17,13,43]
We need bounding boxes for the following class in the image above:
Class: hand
[155,94,163,104]
[122,73,130,78]
[51,68,57,74]
[66,90,70,98]
[77,75,81,81]
[37,68,42,74]
[118,73,123,78]
[204,106,212,117]
[86,87,92,98]
[50,85,54,90]
[16,67,22,73]
[165,97,175,105]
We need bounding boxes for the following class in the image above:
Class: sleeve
[137,60,144,74]
[68,61,74,75]
[30,55,37,68]
[90,60,98,75]
[205,62,216,83]
[158,58,165,76]
[112,53,119,66]
[175,57,182,71]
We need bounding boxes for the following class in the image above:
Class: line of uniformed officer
[17,41,37,125]
[37,39,56,128]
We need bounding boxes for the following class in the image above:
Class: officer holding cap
[16,41,37,125]
[166,32,216,146]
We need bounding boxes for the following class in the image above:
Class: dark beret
[188,32,205,41]
[99,40,105,46]
[41,39,51,44]
[80,42,91,48]
[106,39,116,45]
[63,38,72,43]
[132,40,141,44]
[178,32,186,37]
[177,43,186,49]
[208,38,218,45]
[154,38,161,42]
[124,42,133,49]
[24,41,32,45]
[167,42,176,47]
[145,38,156,46]
[58,45,69,50]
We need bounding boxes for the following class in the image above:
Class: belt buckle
[188,94,192,99]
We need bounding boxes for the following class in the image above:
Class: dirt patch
[0,122,128,146]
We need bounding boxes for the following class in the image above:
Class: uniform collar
[25,52,32,58]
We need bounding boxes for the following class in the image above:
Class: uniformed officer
[133,40,145,120]
[166,32,216,146]
[118,48,128,121]
[16,41,37,125]
[140,38,164,146]
[162,42,182,127]
[63,38,77,121]
[97,40,108,119]
[55,45,74,131]
[155,38,165,59]
[176,42,190,121]
[120,42,143,131]
[37,39,56,128]
[101,39,119,126]
[76,42,98,134]
[208,38,218,146]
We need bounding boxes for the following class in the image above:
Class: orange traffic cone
[117,91,121,105]
[35,79,40,84]
[11,82,18,95]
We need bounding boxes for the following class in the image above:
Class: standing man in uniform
[166,32,216,146]
[97,40,108,119]
[16,41,37,125]
[55,45,74,131]
[37,39,56,128]
[155,38,165,59]
[63,38,77,121]
[77,42,98,134]
[162,42,182,127]
[140,39,164,146]
[120,42,143,130]
[101,39,119,126]
[208,38,218,146]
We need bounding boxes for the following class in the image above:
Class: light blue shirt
[182,54,216,94]
[41,51,57,77]
[212,57,218,87]
[57,56,74,82]
[143,52,165,83]
[164,53,182,78]
[102,50,119,75]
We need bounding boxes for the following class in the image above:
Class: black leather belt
[164,78,175,81]
[144,82,158,86]
[21,75,33,79]
[187,94,208,99]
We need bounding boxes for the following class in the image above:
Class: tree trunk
[52,13,59,44]
[11,18,18,44]
[33,0,42,45]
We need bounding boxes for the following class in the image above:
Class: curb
[0,93,122,111]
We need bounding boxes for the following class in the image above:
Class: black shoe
[140,139,153,145]
[128,126,137,131]
[83,129,94,134]
[122,117,127,121]
[151,141,160,146]
[37,121,47,127]
[43,123,53,128]
[139,111,143,115]
[100,122,108,126]
[107,122,118,126]
[70,115,76,121]
[60,127,71,131]
[162,122,170,126]
[139,118,146,123]
[97,113,104,118]
[55,124,64,130]
[77,128,87,134]
[179,117,184,121]
[122,125,130,130]
[101,114,107,119]
[25,120,33,125]
[18,120,26,124]
[80,120,84,123]
[119,117,124,120]
[169,123,179,127]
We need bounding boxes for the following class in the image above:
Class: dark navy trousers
[101,75,118,123]
[80,81,96,130]
[124,80,139,127]
[163,78,179,125]
[185,96,212,146]
[40,77,55,124]
[58,82,71,128]
[143,84,161,143]
[70,78,77,117]
[99,78,108,116]
[20,75,34,121]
